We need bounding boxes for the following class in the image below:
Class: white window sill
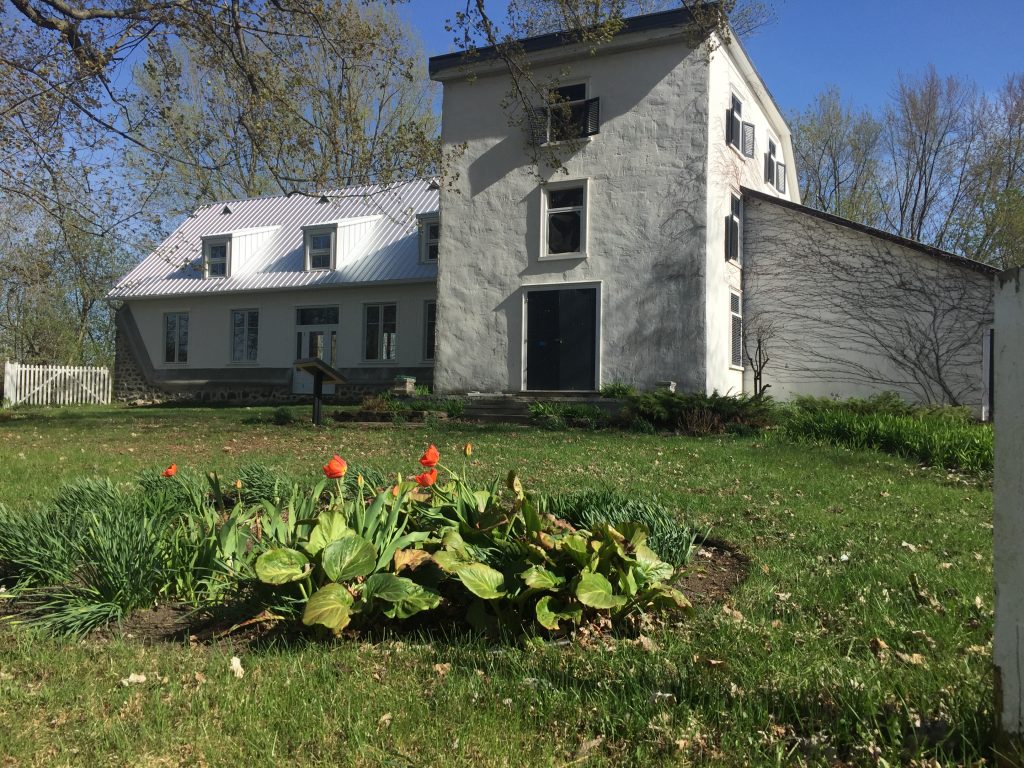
[541,135,595,149]
[360,360,400,366]
[228,361,260,366]
[729,365,745,372]
[539,251,588,262]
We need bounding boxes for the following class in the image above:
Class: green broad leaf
[455,562,506,600]
[521,565,564,591]
[321,534,378,582]
[302,584,354,631]
[522,497,543,535]
[535,595,561,630]
[618,566,639,597]
[432,548,475,573]
[634,543,674,584]
[305,511,352,556]
[254,548,309,585]
[363,573,441,619]
[559,534,592,568]
[615,522,649,548]
[473,490,492,514]
[441,528,469,554]
[648,585,693,613]
[576,571,627,610]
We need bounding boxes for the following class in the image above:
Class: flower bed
[0,444,695,638]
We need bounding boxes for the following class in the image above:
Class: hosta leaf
[559,534,592,567]
[393,548,432,573]
[616,522,649,548]
[302,584,353,631]
[305,511,352,556]
[535,595,561,630]
[432,548,475,573]
[649,585,693,613]
[254,548,309,585]
[322,534,378,582]
[456,563,506,600]
[576,571,627,610]
[363,573,441,619]
[521,565,564,590]
[634,543,674,584]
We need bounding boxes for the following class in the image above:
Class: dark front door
[526,287,597,391]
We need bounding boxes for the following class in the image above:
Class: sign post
[293,358,347,426]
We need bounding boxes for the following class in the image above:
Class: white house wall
[434,35,710,394]
[705,36,798,396]
[127,282,436,377]
[742,195,994,408]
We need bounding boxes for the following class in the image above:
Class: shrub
[600,382,636,399]
[624,390,775,434]
[541,489,703,568]
[360,393,400,413]
[272,406,296,425]
[781,408,992,474]
[529,401,607,430]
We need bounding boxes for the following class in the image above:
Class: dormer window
[527,83,600,145]
[304,226,336,271]
[420,215,439,263]
[203,237,230,279]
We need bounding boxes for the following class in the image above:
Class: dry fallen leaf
[378,712,393,729]
[230,656,245,679]
[433,662,451,678]
[721,605,745,623]
[895,651,927,666]
[120,673,146,686]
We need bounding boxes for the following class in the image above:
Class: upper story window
[304,226,335,271]
[420,215,439,263]
[527,83,600,145]
[203,237,230,279]
[542,180,588,259]
[764,138,787,193]
[725,193,742,264]
[726,94,755,159]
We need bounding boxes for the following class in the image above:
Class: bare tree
[790,86,883,226]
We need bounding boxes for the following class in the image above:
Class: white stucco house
[110,8,995,407]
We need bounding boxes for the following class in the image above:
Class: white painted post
[995,266,1024,764]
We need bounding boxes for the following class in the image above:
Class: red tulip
[419,444,440,468]
[323,455,348,479]
[161,463,177,478]
[415,468,438,487]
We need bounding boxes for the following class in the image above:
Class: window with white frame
[725,193,742,263]
[423,300,436,360]
[527,82,600,145]
[231,309,259,362]
[726,94,755,158]
[764,138,787,193]
[543,181,587,258]
[164,312,189,363]
[420,216,439,263]
[304,227,335,271]
[203,237,230,279]
[364,303,397,361]
[730,293,743,368]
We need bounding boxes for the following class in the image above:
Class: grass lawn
[0,405,995,766]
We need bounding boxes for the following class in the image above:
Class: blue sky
[397,0,1024,116]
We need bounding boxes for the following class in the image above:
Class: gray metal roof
[110,179,439,300]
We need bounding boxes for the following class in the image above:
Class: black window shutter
[731,217,740,261]
[742,122,755,158]
[731,315,743,367]
[764,152,775,184]
[725,108,734,145]
[725,214,733,260]
[583,97,600,136]
[527,107,548,146]
[776,162,786,193]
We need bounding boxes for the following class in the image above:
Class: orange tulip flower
[162,463,177,478]
[323,455,348,479]
[419,444,440,468]
[415,468,438,487]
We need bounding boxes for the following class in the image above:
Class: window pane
[310,251,331,270]
[208,261,227,277]
[232,311,245,362]
[427,243,439,261]
[424,301,436,360]
[177,314,189,363]
[310,233,331,250]
[731,196,742,217]
[382,304,396,326]
[164,315,176,363]
[209,244,226,260]
[548,210,582,254]
[247,311,259,361]
[549,187,584,209]
[365,322,380,360]
[308,331,324,359]
[427,223,439,240]
[552,83,586,102]
[297,307,339,325]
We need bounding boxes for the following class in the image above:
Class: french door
[525,287,598,391]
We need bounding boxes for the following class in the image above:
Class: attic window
[419,215,439,263]
[304,226,336,271]
[528,83,600,145]
[765,139,787,193]
[203,236,231,279]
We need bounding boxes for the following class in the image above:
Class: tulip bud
[234,479,242,490]
[357,474,364,489]
[464,442,473,457]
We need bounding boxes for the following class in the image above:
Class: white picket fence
[3,360,112,407]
